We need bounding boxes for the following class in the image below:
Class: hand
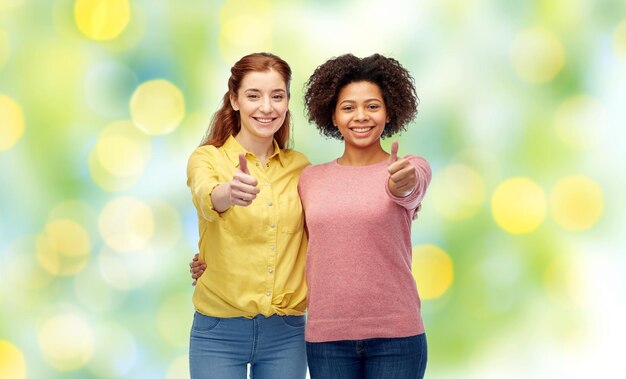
[388,141,417,197]
[190,253,207,286]
[228,153,260,207]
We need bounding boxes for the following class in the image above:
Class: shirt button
[268,268,273,274]
[256,162,260,166]
[270,245,275,251]
[268,202,273,206]
[264,181,269,186]
[270,223,275,228]
[266,292,271,297]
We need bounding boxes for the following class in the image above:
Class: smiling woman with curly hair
[299,53,431,379]
[304,53,419,140]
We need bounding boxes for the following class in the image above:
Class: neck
[337,142,388,166]
[234,133,274,163]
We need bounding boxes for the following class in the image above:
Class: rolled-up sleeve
[385,155,432,215]
[187,147,224,222]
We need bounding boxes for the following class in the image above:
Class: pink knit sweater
[298,156,432,342]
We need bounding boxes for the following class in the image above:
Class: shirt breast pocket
[278,195,304,234]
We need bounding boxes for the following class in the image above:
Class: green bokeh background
[2,0,626,378]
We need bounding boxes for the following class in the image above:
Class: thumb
[238,153,250,174]
[389,141,399,164]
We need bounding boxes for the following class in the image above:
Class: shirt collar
[222,135,286,168]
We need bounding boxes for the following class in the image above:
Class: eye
[272,94,285,101]
[247,94,259,100]
[368,104,380,110]
[342,105,354,112]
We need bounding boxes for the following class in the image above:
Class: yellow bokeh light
[0,340,26,379]
[74,0,130,41]
[166,355,190,379]
[510,27,564,83]
[0,0,24,10]
[99,196,154,252]
[89,120,151,191]
[0,94,25,151]
[613,19,626,65]
[130,79,185,135]
[544,254,584,308]
[492,177,546,234]
[431,164,485,220]
[38,314,94,371]
[554,95,606,150]
[148,201,182,251]
[550,175,603,231]
[96,135,146,176]
[86,323,137,377]
[0,28,9,70]
[36,219,91,276]
[98,246,156,289]
[412,244,454,300]
[157,293,193,347]
[218,0,272,62]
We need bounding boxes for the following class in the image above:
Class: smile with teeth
[254,117,275,124]
[350,126,374,133]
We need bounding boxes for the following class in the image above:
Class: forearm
[210,182,233,213]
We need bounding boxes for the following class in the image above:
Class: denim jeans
[189,311,307,379]
[306,333,427,379]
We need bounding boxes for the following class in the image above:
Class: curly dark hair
[303,53,418,140]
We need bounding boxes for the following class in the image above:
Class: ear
[230,94,239,111]
[386,116,390,124]
[332,115,337,127]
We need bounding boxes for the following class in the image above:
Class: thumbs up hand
[229,153,260,206]
[387,141,417,197]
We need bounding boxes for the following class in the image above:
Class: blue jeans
[189,312,307,379]
[306,334,427,379]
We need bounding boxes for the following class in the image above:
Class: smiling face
[332,81,390,150]
[230,69,289,144]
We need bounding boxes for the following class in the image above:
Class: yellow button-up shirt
[187,135,309,318]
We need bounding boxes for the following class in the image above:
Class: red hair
[200,53,292,148]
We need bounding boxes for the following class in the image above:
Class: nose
[259,96,273,113]
[354,107,369,121]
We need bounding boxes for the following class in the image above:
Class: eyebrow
[338,98,383,104]
[244,88,287,93]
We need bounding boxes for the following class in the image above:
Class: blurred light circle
[74,265,120,312]
[87,323,138,378]
[5,236,55,294]
[431,164,485,220]
[613,19,626,65]
[0,29,9,70]
[554,95,607,150]
[89,120,151,191]
[0,340,26,379]
[38,314,94,371]
[148,201,182,252]
[74,0,130,41]
[157,293,193,347]
[98,246,155,289]
[510,27,564,83]
[492,177,546,234]
[96,134,146,176]
[544,254,584,308]
[219,14,272,63]
[99,196,154,252]
[412,244,454,300]
[166,355,189,379]
[36,219,91,276]
[0,0,24,10]
[0,94,25,151]
[130,79,185,135]
[550,175,603,231]
[84,61,138,117]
